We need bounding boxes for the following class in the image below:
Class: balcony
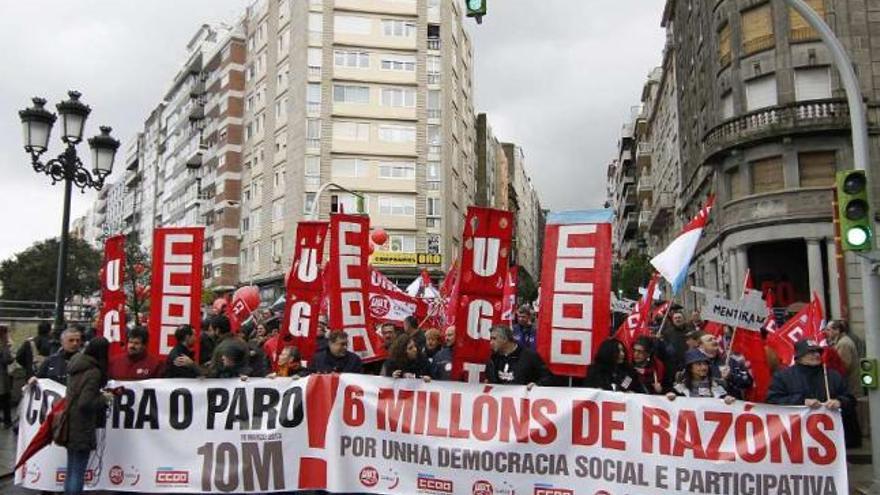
[790,27,820,44]
[649,192,674,234]
[186,144,208,169]
[623,212,638,237]
[427,109,441,120]
[189,80,205,98]
[427,38,440,50]
[720,188,833,235]
[637,175,652,200]
[742,34,775,57]
[308,65,322,79]
[703,99,850,161]
[125,169,141,188]
[636,142,652,169]
[188,102,205,121]
[307,101,321,116]
[638,210,652,229]
[427,73,441,85]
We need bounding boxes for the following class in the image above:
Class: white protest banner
[696,286,770,331]
[610,292,637,314]
[17,376,848,494]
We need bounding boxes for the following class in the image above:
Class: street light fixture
[18,91,120,338]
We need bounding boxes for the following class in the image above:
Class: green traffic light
[847,226,871,247]
[837,170,873,252]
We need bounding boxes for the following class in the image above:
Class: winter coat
[36,350,77,385]
[486,345,551,386]
[633,360,666,394]
[164,344,201,378]
[382,354,432,378]
[766,363,853,407]
[108,352,165,381]
[833,334,863,398]
[659,322,694,375]
[210,335,249,376]
[0,343,12,395]
[309,350,364,374]
[64,354,108,452]
[672,376,731,399]
[583,364,647,393]
[512,323,537,351]
[431,346,454,380]
[706,354,753,399]
[15,336,52,378]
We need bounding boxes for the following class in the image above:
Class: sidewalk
[0,425,16,478]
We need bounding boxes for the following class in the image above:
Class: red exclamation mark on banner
[298,374,341,489]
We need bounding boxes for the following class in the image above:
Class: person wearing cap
[666,349,736,404]
[766,339,853,413]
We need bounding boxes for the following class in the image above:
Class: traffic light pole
[783,0,880,484]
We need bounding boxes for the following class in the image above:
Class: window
[275,133,287,154]
[241,216,251,232]
[742,4,774,55]
[308,48,322,70]
[272,237,284,259]
[276,64,289,88]
[381,54,416,71]
[427,197,441,217]
[307,83,322,103]
[240,249,248,267]
[379,125,416,143]
[380,87,416,107]
[305,156,321,176]
[331,193,363,213]
[799,151,836,187]
[719,23,732,67]
[251,245,261,270]
[427,161,441,180]
[378,161,415,179]
[251,208,262,230]
[309,13,323,33]
[790,0,825,42]
[304,193,316,214]
[333,84,370,104]
[427,125,441,145]
[745,76,778,111]
[307,119,322,139]
[379,196,415,216]
[332,158,367,177]
[721,91,734,120]
[333,121,370,141]
[387,235,416,252]
[794,67,831,101]
[427,234,440,254]
[335,50,370,68]
[273,168,286,188]
[274,97,288,120]
[278,0,289,21]
[727,167,745,200]
[382,19,416,37]
[751,156,785,194]
[272,199,284,222]
[335,15,372,35]
[278,29,290,55]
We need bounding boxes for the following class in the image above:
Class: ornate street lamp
[18,91,120,337]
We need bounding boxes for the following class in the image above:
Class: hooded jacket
[64,354,108,452]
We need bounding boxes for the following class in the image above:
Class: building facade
[501,143,544,281]
[662,0,880,333]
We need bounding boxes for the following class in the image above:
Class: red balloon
[232,285,261,321]
[371,228,388,246]
[368,242,376,255]
[134,263,145,275]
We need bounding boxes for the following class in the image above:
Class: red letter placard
[537,210,612,377]
[99,235,126,358]
[281,221,329,363]
[452,206,514,382]
[148,227,204,359]
[326,214,384,362]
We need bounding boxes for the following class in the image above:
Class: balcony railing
[638,210,651,229]
[427,38,440,50]
[306,138,321,150]
[790,27,820,44]
[308,66,322,79]
[719,51,732,69]
[648,193,675,234]
[704,99,850,159]
[307,101,321,115]
[742,34,775,56]
[427,74,441,85]
[427,109,441,119]
[636,142,652,168]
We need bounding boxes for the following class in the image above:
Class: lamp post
[18,91,120,338]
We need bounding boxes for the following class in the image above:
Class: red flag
[635,274,659,337]
[772,293,825,366]
[98,235,126,358]
[439,258,458,298]
[731,329,772,402]
[368,268,428,325]
[501,266,519,325]
[451,207,514,381]
[14,397,66,470]
[536,215,612,378]
[326,214,384,363]
[280,221,328,363]
[148,227,204,360]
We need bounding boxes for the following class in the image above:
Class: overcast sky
[0,1,666,262]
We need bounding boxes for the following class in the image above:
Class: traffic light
[466,0,486,22]
[836,170,873,251]
[860,358,879,390]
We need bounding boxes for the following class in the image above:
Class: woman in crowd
[63,337,112,495]
[382,334,432,380]
[631,336,665,394]
[424,328,442,360]
[583,339,646,393]
[667,349,736,404]
[270,346,304,378]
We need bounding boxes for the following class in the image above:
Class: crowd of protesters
[2,299,866,494]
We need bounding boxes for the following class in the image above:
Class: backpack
[51,397,72,447]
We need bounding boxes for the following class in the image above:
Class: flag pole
[823,363,832,402]
[725,269,752,368]
[653,292,676,338]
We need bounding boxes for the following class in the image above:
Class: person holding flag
[767,339,853,414]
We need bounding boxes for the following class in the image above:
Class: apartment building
[501,143,543,281]
[236,0,476,296]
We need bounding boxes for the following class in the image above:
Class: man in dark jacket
[108,326,165,380]
[512,305,537,351]
[485,325,551,388]
[165,325,201,378]
[697,333,753,399]
[404,315,426,352]
[15,321,53,379]
[30,328,82,386]
[209,315,250,376]
[767,339,853,411]
[309,330,363,374]
[431,326,456,380]
[659,310,694,377]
